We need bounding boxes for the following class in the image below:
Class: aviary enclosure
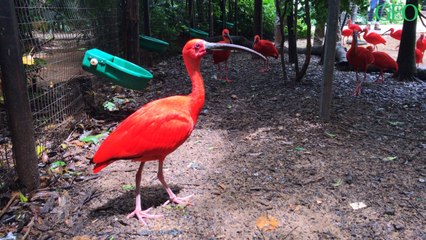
[0,0,425,239]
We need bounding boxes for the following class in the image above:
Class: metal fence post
[0,0,40,190]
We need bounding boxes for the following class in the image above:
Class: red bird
[92,39,265,224]
[384,28,402,49]
[253,35,279,72]
[346,30,374,96]
[416,33,426,55]
[347,19,362,32]
[415,48,423,66]
[341,28,353,45]
[213,29,232,82]
[362,28,386,50]
[366,47,398,83]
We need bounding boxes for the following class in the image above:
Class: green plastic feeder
[82,48,153,90]
[139,35,169,53]
[189,28,209,39]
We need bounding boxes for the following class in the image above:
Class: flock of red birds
[213,28,279,79]
[343,19,426,95]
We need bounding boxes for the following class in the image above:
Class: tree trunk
[397,0,418,81]
[274,0,288,81]
[188,0,194,28]
[287,1,298,64]
[254,0,263,36]
[295,0,312,82]
[121,0,140,64]
[142,0,150,35]
[320,0,339,122]
[234,0,238,34]
[221,0,227,30]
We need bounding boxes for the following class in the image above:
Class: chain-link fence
[0,0,120,187]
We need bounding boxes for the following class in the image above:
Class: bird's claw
[126,207,163,224]
[162,194,193,206]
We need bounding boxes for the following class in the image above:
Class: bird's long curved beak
[225,33,233,44]
[204,42,266,61]
[382,29,391,35]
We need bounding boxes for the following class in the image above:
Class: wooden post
[0,0,40,190]
[320,0,339,122]
[142,0,150,36]
[121,0,140,65]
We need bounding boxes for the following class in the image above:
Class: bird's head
[182,39,266,62]
[383,28,394,35]
[254,35,260,44]
[222,29,232,44]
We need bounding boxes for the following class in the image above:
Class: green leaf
[103,101,118,111]
[19,192,28,203]
[383,156,397,161]
[332,178,343,187]
[388,121,404,126]
[79,132,109,144]
[50,161,66,169]
[294,147,305,151]
[324,131,336,138]
[122,185,136,191]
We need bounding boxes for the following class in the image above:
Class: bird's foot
[163,194,193,206]
[352,84,362,96]
[126,207,163,224]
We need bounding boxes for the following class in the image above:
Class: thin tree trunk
[295,0,311,82]
[254,0,263,36]
[221,0,226,30]
[208,0,213,35]
[397,0,418,81]
[320,0,339,122]
[234,0,238,34]
[274,0,288,81]
[287,1,297,64]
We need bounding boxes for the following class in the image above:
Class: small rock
[231,94,238,100]
[394,223,405,231]
[384,207,395,215]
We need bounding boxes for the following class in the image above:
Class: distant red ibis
[213,29,232,82]
[252,35,279,72]
[362,28,386,50]
[383,28,402,49]
[341,28,353,45]
[366,47,398,83]
[346,30,375,96]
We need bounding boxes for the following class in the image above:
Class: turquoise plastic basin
[82,48,153,90]
[139,35,169,53]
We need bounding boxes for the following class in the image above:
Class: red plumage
[253,35,279,72]
[347,19,362,32]
[346,31,375,96]
[387,28,402,41]
[341,28,353,44]
[366,48,398,83]
[213,29,232,82]
[415,48,423,65]
[92,39,266,224]
[362,28,386,50]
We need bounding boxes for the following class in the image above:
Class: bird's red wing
[93,97,195,172]
[260,40,279,58]
[372,52,397,70]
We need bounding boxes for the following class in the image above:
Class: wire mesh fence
[0,0,120,187]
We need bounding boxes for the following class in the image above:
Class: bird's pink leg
[157,160,193,206]
[127,162,163,224]
[224,61,232,82]
[217,64,223,80]
[353,71,363,96]
[260,59,269,72]
[375,70,384,83]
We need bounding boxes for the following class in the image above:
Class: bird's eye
[195,43,200,50]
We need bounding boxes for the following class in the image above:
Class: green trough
[189,28,209,39]
[139,35,169,53]
[82,48,153,90]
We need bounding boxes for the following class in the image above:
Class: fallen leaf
[256,215,279,231]
[350,202,367,210]
[332,178,343,187]
[324,131,336,138]
[383,156,397,161]
[294,146,305,151]
[122,185,136,191]
[19,192,28,203]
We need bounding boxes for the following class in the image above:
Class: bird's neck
[185,59,205,121]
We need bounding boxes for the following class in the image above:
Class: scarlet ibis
[362,28,386,50]
[383,28,402,49]
[366,47,398,83]
[347,19,362,32]
[416,33,426,59]
[92,39,265,224]
[415,48,423,66]
[341,28,353,45]
[346,30,375,96]
[213,29,232,82]
[252,35,279,72]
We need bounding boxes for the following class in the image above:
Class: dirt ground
[1,39,426,239]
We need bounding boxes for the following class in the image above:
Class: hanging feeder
[82,48,153,90]
[139,35,169,53]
